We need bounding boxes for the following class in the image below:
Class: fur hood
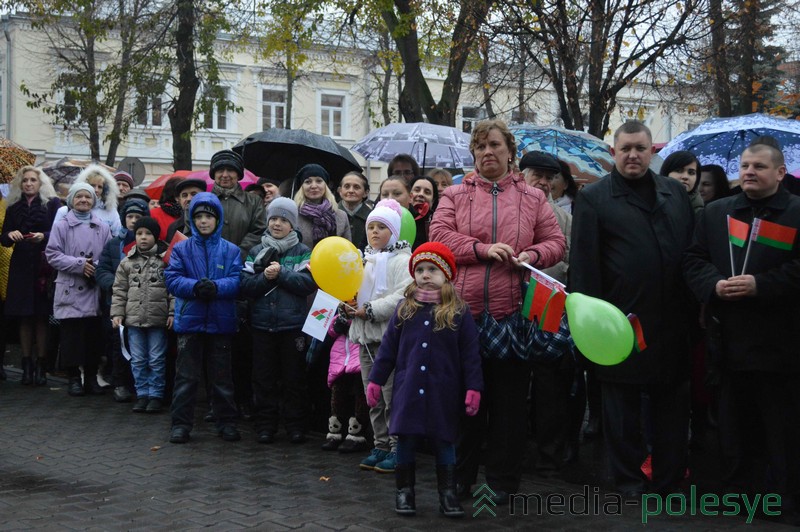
[75,164,119,213]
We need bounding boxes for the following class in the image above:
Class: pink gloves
[366,382,382,408]
[465,390,481,416]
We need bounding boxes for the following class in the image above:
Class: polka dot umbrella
[0,137,36,183]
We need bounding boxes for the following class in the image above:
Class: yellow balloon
[309,237,364,301]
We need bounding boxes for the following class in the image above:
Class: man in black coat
[570,121,695,497]
[683,142,800,513]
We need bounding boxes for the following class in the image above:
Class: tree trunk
[85,34,101,161]
[106,0,132,166]
[168,0,200,170]
[479,37,495,118]
[710,0,731,117]
[738,0,757,114]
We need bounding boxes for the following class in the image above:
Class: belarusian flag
[521,277,553,322]
[750,218,797,251]
[727,215,749,248]
[539,288,566,333]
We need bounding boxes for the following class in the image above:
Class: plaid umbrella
[0,138,36,183]
[509,124,614,183]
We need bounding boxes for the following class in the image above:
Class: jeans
[396,435,455,466]
[171,333,237,432]
[127,326,167,399]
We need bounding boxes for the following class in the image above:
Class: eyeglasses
[526,170,558,181]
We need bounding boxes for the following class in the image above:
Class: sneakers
[218,425,241,442]
[113,386,133,403]
[146,398,163,413]
[374,451,397,474]
[132,397,149,413]
[360,448,389,471]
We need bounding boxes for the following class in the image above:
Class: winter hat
[175,178,207,196]
[193,204,218,219]
[519,151,561,174]
[66,182,96,209]
[267,196,298,228]
[133,216,161,239]
[209,149,244,180]
[258,176,282,188]
[292,163,331,196]
[410,241,457,281]
[121,197,150,218]
[114,171,135,190]
[366,198,402,247]
[125,188,151,204]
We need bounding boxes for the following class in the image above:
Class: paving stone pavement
[0,370,793,530]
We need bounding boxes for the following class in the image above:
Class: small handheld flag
[750,218,797,251]
[727,215,749,248]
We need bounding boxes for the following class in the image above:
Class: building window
[262,89,286,130]
[136,94,163,127]
[511,109,536,125]
[63,89,80,123]
[462,106,486,133]
[320,93,344,137]
[202,87,229,130]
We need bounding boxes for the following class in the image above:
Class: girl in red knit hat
[366,241,483,518]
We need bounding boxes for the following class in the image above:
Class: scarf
[415,288,442,304]
[73,210,92,224]
[253,230,299,265]
[160,200,182,219]
[299,199,337,243]
[357,240,410,309]
[212,183,240,200]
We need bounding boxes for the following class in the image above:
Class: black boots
[395,463,416,516]
[68,377,85,396]
[437,465,465,517]
[84,374,106,395]
[21,357,34,385]
[34,359,47,386]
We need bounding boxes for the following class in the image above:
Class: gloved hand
[366,382,382,408]
[465,390,481,416]
[193,278,217,301]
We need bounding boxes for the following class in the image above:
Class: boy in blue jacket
[165,192,243,444]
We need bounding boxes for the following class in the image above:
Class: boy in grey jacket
[111,217,173,414]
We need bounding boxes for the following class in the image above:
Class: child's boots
[321,416,342,451]
[436,465,464,517]
[395,463,416,516]
[338,416,369,453]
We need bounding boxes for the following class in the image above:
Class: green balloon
[565,293,634,366]
[399,207,417,244]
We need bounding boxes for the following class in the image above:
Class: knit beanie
[409,241,457,281]
[258,176,282,188]
[121,198,150,218]
[114,171,135,189]
[133,216,161,239]
[209,149,244,180]
[366,199,402,247]
[66,182,96,209]
[267,196,298,228]
[292,163,330,196]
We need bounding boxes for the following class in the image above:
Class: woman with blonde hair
[291,164,351,248]
[1,166,62,385]
[52,164,122,237]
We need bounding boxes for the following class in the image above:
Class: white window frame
[317,90,347,139]
[133,93,166,128]
[461,105,487,133]
[201,85,232,132]
[260,86,287,130]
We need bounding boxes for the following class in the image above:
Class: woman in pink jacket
[429,118,565,504]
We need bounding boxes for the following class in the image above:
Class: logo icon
[312,308,331,321]
[472,484,497,517]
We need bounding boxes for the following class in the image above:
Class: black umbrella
[232,129,361,185]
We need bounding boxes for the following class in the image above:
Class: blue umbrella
[659,113,800,180]
[509,124,613,183]
[352,123,474,171]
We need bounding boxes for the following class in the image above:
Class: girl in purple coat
[367,242,483,518]
[45,183,111,397]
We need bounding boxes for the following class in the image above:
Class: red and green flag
[627,313,647,353]
[540,289,567,333]
[521,276,553,322]
[750,218,797,251]
[727,215,749,248]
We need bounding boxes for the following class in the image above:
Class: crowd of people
[0,118,798,523]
